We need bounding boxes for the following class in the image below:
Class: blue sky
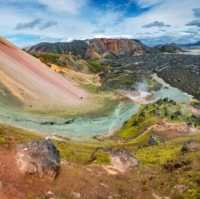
[0,0,200,46]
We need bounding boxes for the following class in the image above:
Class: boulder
[109,149,138,173]
[16,140,60,179]
[174,184,188,193]
[148,135,161,145]
[181,140,200,153]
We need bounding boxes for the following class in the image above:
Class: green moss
[55,141,93,164]
[127,129,154,146]
[87,59,102,73]
[32,53,60,65]
[0,136,6,145]
[184,188,200,199]
[94,151,111,165]
[135,143,181,165]
[81,83,99,93]
[0,124,40,146]
[118,115,157,139]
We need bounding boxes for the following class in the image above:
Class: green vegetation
[94,150,111,165]
[33,52,107,73]
[33,53,60,66]
[116,98,200,141]
[136,143,181,165]
[87,59,103,73]
[0,123,112,165]
[54,141,97,164]
[0,124,40,147]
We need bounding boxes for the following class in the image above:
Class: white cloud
[38,0,87,14]
[131,0,164,8]
[0,0,200,46]
[113,0,200,41]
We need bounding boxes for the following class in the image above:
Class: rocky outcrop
[16,140,60,179]
[85,38,146,59]
[148,135,161,145]
[109,149,138,173]
[181,140,200,152]
[101,149,138,174]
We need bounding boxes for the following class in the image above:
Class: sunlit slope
[0,37,88,109]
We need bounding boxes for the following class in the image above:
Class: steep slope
[0,37,88,110]
[26,38,146,59]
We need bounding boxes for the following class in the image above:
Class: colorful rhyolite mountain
[26,38,146,59]
[0,37,88,109]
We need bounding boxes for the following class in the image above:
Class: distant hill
[153,43,184,53]
[180,41,200,48]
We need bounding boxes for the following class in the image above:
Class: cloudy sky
[1,0,200,46]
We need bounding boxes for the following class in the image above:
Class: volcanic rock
[16,140,60,179]
[181,140,200,152]
[85,38,146,59]
[108,149,138,173]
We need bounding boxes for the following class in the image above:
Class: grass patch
[32,53,60,65]
[87,59,102,73]
[135,143,181,165]
[54,141,94,164]
[94,151,111,165]
[0,124,40,147]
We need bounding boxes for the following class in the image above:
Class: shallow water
[0,75,192,139]
[0,102,139,139]
[152,74,192,103]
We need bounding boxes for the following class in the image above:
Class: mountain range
[26,38,147,59]
[181,41,200,48]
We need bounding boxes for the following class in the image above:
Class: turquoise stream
[0,75,192,139]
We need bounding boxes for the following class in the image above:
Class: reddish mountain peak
[85,38,146,59]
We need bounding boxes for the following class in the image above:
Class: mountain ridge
[25,38,147,59]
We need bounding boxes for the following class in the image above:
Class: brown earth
[0,146,154,199]
[151,121,197,139]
